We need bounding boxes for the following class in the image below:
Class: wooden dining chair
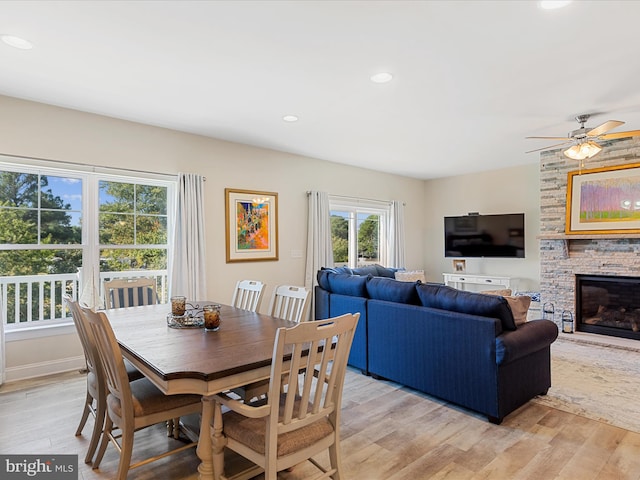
[79,305,202,480]
[230,280,265,312]
[212,313,360,480]
[234,285,311,401]
[65,295,144,465]
[267,285,311,323]
[103,277,158,309]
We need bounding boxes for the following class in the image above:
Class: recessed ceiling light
[370,72,393,84]
[283,115,299,122]
[539,1,572,10]
[1,34,33,50]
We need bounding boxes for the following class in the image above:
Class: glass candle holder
[203,304,221,331]
[170,296,187,316]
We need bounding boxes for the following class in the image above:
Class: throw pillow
[395,270,426,283]
[504,295,531,326]
[481,289,512,297]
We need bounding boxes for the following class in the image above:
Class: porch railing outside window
[0,269,168,328]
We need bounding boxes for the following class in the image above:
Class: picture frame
[225,188,279,262]
[452,259,466,273]
[566,163,640,235]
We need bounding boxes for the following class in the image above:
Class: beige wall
[0,95,427,380]
[423,163,541,292]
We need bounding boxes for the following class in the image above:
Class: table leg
[212,400,227,479]
[197,397,214,480]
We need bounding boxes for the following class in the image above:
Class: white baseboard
[4,355,85,383]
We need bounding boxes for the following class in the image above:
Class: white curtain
[79,266,102,310]
[304,191,334,318]
[388,200,406,269]
[171,173,207,301]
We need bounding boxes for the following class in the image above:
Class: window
[0,159,174,330]
[329,196,390,268]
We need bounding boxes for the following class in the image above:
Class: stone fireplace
[539,136,640,337]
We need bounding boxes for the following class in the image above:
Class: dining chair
[267,285,311,323]
[234,285,311,401]
[103,277,158,309]
[65,295,144,465]
[230,279,265,312]
[79,305,202,480]
[212,312,360,480]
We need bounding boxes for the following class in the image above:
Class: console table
[443,273,518,292]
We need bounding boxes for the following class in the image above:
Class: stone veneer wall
[539,136,640,331]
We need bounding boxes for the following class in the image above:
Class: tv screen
[444,213,525,258]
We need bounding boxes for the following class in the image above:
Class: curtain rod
[0,152,184,180]
[307,191,404,206]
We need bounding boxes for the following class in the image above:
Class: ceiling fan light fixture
[563,141,602,160]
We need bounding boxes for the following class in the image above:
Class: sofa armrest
[495,319,558,365]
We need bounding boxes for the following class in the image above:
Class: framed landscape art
[225,188,279,262]
[566,163,640,235]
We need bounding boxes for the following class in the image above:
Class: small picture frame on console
[452,259,466,273]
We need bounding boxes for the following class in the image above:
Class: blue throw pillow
[416,283,516,331]
[366,276,420,305]
[351,265,379,276]
[326,272,368,297]
[375,264,398,278]
[317,269,332,291]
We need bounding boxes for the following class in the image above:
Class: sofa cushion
[416,283,517,331]
[326,272,368,297]
[365,276,420,305]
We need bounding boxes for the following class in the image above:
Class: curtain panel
[171,173,207,300]
[304,191,333,318]
[388,200,406,269]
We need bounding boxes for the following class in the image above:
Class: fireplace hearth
[576,274,640,341]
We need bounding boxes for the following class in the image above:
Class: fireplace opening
[576,274,640,341]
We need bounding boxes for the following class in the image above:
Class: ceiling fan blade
[587,120,625,137]
[525,141,573,154]
[525,136,571,141]
[599,129,640,140]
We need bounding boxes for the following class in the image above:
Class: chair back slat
[231,280,265,312]
[104,277,158,309]
[267,285,310,323]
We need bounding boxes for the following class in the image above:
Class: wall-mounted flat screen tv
[444,213,525,258]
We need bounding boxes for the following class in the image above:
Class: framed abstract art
[225,188,279,262]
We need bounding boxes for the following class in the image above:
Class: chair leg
[75,392,93,436]
[116,427,135,480]
[84,397,106,464]
[92,416,112,469]
[328,442,342,480]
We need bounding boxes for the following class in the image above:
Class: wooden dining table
[106,301,297,480]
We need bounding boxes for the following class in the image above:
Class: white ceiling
[2,0,640,180]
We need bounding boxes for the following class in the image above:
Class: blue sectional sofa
[315,269,558,423]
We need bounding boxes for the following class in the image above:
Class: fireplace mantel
[538,233,640,240]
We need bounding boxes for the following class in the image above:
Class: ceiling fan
[526,114,640,160]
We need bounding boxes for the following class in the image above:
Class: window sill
[5,321,76,342]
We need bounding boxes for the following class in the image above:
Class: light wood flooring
[1,367,640,480]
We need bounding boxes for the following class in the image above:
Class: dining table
[106,301,297,480]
